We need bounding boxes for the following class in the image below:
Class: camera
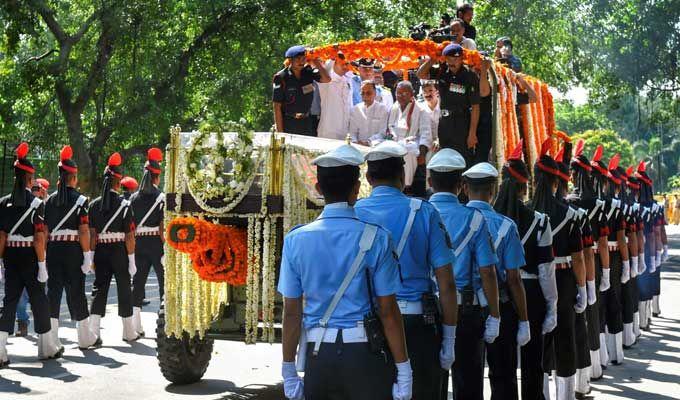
[409,22,431,41]
[408,21,457,43]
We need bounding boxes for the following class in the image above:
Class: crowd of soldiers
[0,144,166,366]
[278,137,669,400]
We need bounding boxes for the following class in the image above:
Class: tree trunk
[63,108,98,196]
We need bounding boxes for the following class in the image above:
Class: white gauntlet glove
[542,301,558,334]
[517,320,531,347]
[392,360,413,400]
[638,253,647,275]
[484,316,501,343]
[439,325,456,370]
[586,280,597,306]
[662,245,669,261]
[656,250,663,268]
[0,258,4,282]
[599,268,611,292]
[574,285,587,314]
[128,254,137,278]
[621,259,630,284]
[649,253,658,274]
[37,261,48,283]
[80,251,93,275]
[281,361,304,400]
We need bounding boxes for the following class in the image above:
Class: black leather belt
[284,112,310,119]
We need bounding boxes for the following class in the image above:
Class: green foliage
[571,129,635,168]
[668,175,680,191]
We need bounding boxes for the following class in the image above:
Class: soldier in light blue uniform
[354,141,458,400]
[426,149,501,400]
[278,144,413,400]
[463,162,530,400]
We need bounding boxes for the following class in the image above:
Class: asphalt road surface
[2,227,680,399]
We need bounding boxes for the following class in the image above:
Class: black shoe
[123,334,140,343]
[592,373,604,381]
[47,347,65,360]
[652,312,660,318]
[611,360,622,366]
[141,299,150,306]
[79,337,103,350]
[0,359,9,368]
[16,320,28,337]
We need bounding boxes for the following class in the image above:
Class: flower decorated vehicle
[156,39,559,385]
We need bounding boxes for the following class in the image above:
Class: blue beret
[443,43,463,57]
[285,45,306,58]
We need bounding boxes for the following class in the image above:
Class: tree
[571,129,635,168]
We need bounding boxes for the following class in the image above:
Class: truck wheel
[156,307,214,384]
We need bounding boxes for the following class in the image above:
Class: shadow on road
[165,378,237,395]
[219,383,284,400]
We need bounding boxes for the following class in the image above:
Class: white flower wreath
[185,119,260,214]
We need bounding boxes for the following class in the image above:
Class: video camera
[408,21,457,43]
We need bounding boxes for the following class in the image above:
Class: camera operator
[416,44,480,165]
[450,18,477,50]
[456,3,476,40]
[495,37,523,73]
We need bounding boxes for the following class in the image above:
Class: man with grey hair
[387,81,432,194]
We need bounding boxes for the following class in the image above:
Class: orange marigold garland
[167,217,248,285]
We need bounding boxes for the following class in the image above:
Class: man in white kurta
[317,59,352,140]
[387,81,432,187]
[349,81,389,145]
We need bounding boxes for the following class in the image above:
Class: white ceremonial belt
[520,271,539,279]
[8,234,34,242]
[607,241,619,251]
[306,326,368,344]
[98,232,125,240]
[397,300,423,315]
[51,229,78,236]
[554,256,572,263]
[136,226,159,234]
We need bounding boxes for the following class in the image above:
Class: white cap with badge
[462,162,499,179]
[426,148,466,172]
[311,144,365,167]
[365,140,408,162]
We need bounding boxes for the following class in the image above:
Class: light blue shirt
[277,203,401,329]
[466,200,526,283]
[350,75,363,105]
[355,186,454,301]
[430,193,498,291]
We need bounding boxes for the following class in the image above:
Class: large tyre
[156,306,214,384]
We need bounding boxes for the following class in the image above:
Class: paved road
[2,227,680,399]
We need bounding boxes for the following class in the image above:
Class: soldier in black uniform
[625,169,644,340]
[0,143,62,365]
[494,141,557,400]
[417,43,480,162]
[272,45,330,136]
[569,139,608,380]
[89,152,140,343]
[591,147,630,365]
[531,139,586,400]
[45,146,99,351]
[120,177,138,200]
[130,148,166,337]
[556,143,592,398]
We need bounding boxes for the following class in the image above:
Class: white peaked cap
[311,144,365,167]
[426,148,466,172]
[462,162,499,179]
[365,140,408,161]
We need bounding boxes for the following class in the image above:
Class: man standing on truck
[278,143,413,400]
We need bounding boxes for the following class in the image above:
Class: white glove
[599,268,611,292]
[621,260,630,284]
[282,361,304,400]
[161,254,166,266]
[80,251,93,275]
[439,325,456,370]
[0,258,4,282]
[586,280,597,306]
[128,254,137,278]
[517,320,531,347]
[392,360,413,400]
[662,245,669,261]
[638,253,647,275]
[484,315,501,343]
[630,256,638,278]
[574,285,587,314]
[649,254,658,274]
[656,250,663,268]
[37,261,48,283]
[542,301,557,334]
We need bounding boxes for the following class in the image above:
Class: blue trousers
[16,289,30,324]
